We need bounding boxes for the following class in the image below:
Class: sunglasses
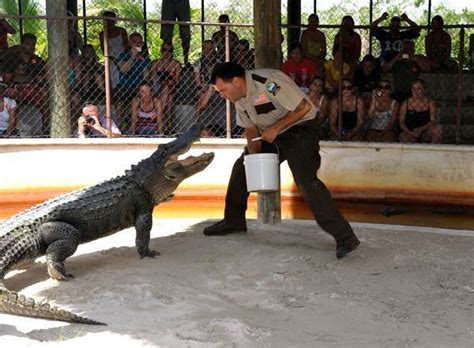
[378,84,391,90]
[342,85,353,90]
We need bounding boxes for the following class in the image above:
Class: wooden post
[254,0,282,69]
[254,0,282,224]
[287,0,301,56]
[46,0,70,138]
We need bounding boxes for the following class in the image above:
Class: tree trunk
[254,0,282,69]
[253,0,282,224]
[46,0,70,138]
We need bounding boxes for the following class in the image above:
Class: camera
[402,53,409,59]
[376,90,383,97]
[85,115,96,125]
[135,46,142,52]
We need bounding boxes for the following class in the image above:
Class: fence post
[46,1,70,137]
[254,0,282,224]
[103,16,113,132]
[225,25,232,139]
[456,27,465,145]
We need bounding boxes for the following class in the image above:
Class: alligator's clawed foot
[140,249,160,259]
[47,261,74,280]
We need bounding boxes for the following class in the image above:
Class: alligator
[0,124,214,325]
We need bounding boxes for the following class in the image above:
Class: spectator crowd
[1,9,473,143]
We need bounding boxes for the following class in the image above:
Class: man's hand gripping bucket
[244,141,280,192]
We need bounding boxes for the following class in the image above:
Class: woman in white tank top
[365,79,399,142]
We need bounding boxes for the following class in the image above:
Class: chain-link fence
[1,2,473,143]
[0,13,255,139]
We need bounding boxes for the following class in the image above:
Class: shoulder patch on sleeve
[266,81,280,96]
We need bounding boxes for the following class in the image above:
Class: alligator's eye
[163,162,183,181]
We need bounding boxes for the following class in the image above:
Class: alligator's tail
[0,287,106,325]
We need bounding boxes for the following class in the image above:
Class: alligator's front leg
[40,222,81,280]
[135,212,160,258]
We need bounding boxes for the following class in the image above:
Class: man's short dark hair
[129,32,142,40]
[391,16,401,23]
[238,39,250,50]
[102,10,116,18]
[289,41,303,54]
[211,62,245,84]
[218,14,230,23]
[21,33,37,43]
[362,54,376,63]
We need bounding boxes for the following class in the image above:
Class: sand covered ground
[1,218,473,347]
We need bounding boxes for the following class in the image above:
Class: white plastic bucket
[244,153,280,192]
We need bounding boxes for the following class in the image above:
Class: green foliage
[1,0,45,55]
[2,0,473,66]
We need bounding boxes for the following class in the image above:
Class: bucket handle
[251,137,280,157]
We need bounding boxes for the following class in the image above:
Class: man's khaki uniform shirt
[235,69,316,133]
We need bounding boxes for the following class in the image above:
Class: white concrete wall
[0,139,473,206]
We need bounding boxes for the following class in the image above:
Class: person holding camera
[115,32,151,122]
[365,79,399,142]
[77,104,122,138]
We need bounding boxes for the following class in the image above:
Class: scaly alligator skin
[0,124,214,325]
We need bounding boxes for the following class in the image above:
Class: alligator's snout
[178,152,214,166]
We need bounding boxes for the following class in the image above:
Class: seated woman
[131,82,163,137]
[281,42,322,94]
[301,13,326,65]
[147,42,182,134]
[324,45,351,96]
[329,78,365,141]
[365,79,399,142]
[0,82,17,137]
[333,15,361,71]
[399,79,443,143]
[425,15,457,73]
[308,76,329,139]
[353,54,381,105]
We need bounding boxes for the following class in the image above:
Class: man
[203,62,360,259]
[77,103,121,138]
[211,14,239,61]
[4,33,45,84]
[115,32,150,122]
[160,0,191,64]
[371,12,420,66]
[3,33,47,137]
[382,40,430,102]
